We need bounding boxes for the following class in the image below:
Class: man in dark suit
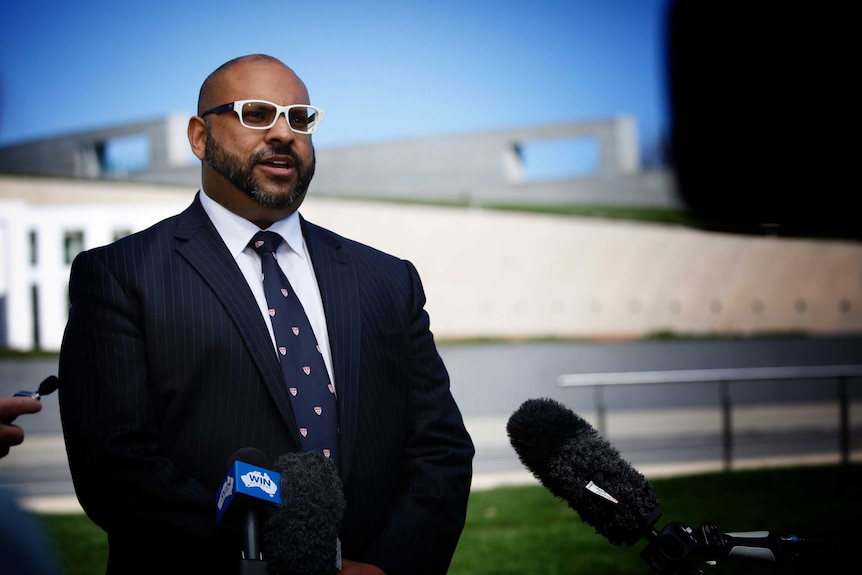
[58,54,474,575]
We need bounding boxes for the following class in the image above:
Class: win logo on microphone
[216,460,283,525]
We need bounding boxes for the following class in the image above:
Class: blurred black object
[12,376,59,401]
[666,0,857,240]
[0,486,63,575]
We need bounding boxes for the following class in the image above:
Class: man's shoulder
[302,219,403,264]
[78,199,197,262]
[100,211,184,253]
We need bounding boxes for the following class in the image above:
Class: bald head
[197,54,306,115]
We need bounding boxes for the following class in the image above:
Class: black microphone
[216,447,283,574]
[507,397,853,573]
[3,376,59,425]
[507,396,661,547]
[12,375,60,400]
[263,450,345,575]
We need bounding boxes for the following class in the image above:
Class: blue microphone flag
[216,459,282,525]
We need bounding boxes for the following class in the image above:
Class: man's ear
[188,116,207,161]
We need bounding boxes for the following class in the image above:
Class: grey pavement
[2,335,862,513]
[4,401,860,514]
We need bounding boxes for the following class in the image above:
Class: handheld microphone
[216,447,282,573]
[2,376,58,426]
[263,450,345,575]
[506,397,852,573]
[12,375,59,400]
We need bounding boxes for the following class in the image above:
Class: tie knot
[250,231,284,254]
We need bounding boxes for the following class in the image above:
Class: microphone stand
[639,514,707,575]
[639,513,853,574]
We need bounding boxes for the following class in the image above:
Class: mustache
[251,145,301,166]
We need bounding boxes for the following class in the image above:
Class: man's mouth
[257,154,296,175]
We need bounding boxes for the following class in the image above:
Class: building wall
[0,176,191,350]
[299,199,862,340]
[1,117,858,350]
[0,116,681,209]
[0,116,191,179]
[2,175,861,352]
[310,117,649,201]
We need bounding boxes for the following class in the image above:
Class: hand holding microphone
[11,375,60,400]
[1,375,58,458]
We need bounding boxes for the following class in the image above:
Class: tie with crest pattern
[250,230,338,466]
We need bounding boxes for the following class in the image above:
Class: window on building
[517,137,599,181]
[31,284,40,349]
[64,230,85,264]
[0,295,7,348]
[28,230,37,265]
[97,134,151,175]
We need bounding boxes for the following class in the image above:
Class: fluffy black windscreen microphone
[262,451,346,575]
[507,397,661,546]
[230,446,270,468]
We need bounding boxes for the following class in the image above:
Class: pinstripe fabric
[58,193,474,575]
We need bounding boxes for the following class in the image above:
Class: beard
[204,132,316,209]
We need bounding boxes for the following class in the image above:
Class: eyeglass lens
[239,101,317,132]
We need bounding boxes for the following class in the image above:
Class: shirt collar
[198,189,306,259]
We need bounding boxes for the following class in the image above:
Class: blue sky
[0,0,672,162]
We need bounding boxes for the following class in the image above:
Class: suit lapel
[173,195,302,446]
[302,217,362,478]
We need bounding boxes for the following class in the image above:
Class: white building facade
[4,173,862,352]
[2,116,861,351]
[0,176,190,350]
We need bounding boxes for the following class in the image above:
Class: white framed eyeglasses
[200,100,324,134]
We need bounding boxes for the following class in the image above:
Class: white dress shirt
[198,189,335,389]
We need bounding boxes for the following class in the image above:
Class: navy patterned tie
[250,231,338,466]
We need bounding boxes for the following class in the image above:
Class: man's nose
[265,111,296,142]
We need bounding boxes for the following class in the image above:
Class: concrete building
[1,117,861,351]
[0,115,677,207]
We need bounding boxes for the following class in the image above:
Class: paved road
[439,335,862,489]
[2,335,861,512]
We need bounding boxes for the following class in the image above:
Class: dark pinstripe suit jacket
[58,193,474,575]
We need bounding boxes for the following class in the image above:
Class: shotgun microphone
[507,396,662,546]
[506,397,852,574]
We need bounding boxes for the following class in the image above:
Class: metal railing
[557,365,862,470]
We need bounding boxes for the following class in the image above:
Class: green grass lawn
[38,464,862,575]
